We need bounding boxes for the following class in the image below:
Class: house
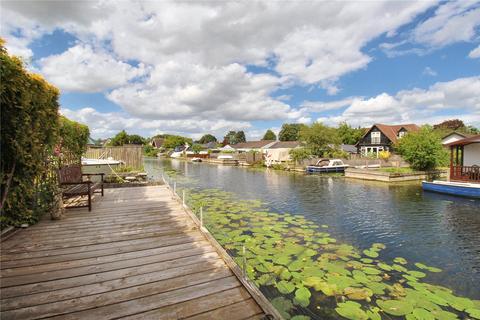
[201,141,218,150]
[265,141,302,164]
[233,140,277,153]
[328,144,358,155]
[445,135,480,183]
[441,132,473,146]
[151,137,165,149]
[356,123,420,157]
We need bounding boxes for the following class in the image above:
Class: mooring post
[200,206,203,227]
[242,245,247,278]
[182,190,185,207]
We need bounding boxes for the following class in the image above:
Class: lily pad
[344,287,373,300]
[377,299,414,316]
[277,280,296,294]
[412,308,435,320]
[335,301,368,320]
[394,257,408,265]
[294,286,311,307]
[363,249,379,258]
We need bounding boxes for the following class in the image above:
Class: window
[398,131,406,138]
[371,132,381,144]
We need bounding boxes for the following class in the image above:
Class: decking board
[0,185,270,319]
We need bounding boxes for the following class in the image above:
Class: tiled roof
[233,140,276,149]
[268,141,301,149]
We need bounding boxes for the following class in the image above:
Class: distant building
[201,141,218,150]
[441,132,473,146]
[356,123,420,157]
[233,140,277,152]
[151,137,165,148]
[265,141,302,164]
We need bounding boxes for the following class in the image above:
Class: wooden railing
[450,165,480,183]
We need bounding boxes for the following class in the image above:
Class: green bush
[396,125,449,171]
[1,40,60,228]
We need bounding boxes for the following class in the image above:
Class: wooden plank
[185,299,263,320]
[1,272,236,320]
[120,287,253,320]
[1,260,227,311]
[47,276,241,320]
[0,233,205,269]
[1,252,221,298]
[2,240,211,277]
[1,246,217,287]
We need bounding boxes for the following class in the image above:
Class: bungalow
[356,123,419,157]
[233,140,277,153]
[441,131,473,146]
[446,135,480,183]
[151,137,165,149]
[265,141,302,164]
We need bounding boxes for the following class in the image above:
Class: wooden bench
[58,164,104,211]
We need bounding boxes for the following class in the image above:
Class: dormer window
[398,131,406,138]
[371,131,381,144]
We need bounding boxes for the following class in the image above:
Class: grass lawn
[378,167,415,174]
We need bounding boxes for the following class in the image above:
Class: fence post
[242,245,247,279]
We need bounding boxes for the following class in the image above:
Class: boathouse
[446,134,480,183]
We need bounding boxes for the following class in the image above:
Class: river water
[145,158,480,300]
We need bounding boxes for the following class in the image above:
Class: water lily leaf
[412,308,435,320]
[366,282,389,295]
[430,309,458,320]
[274,255,292,266]
[316,281,340,296]
[294,286,311,307]
[303,266,324,278]
[393,264,408,273]
[466,308,480,320]
[366,309,381,320]
[372,243,386,250]
[291,316,310,320]
[343,287,373,300]
[360,258,373,264]
[363,267,381,275]
[394,257,408,265]
[377,299,414,316]
[276,280,296,294]
[407,270,426,278]
[335,301,368,320]
[255,274,275,287]
[302,276,323,289]
[377,263,393,271]
[271,296,293,319]
[363,249,379,258]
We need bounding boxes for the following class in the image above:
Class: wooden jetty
[0,185,278,319]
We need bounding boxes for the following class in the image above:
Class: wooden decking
[0,186,267,320]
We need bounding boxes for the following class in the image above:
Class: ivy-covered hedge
[59,115,89,160]
[0,41,61,228]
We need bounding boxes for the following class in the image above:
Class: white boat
[306,159,349,173]
[81,157,123,181]
[191,157,202,162]
[218,154,234,160]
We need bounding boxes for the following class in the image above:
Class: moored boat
[306,159,349,173]
[422,180,480,198]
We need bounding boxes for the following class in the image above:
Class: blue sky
[2,1,479,139]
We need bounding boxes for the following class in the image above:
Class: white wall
[442,134,465,145]
[464,143,480,166]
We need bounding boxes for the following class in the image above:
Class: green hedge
[0,41,61,228]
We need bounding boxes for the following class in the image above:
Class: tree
[198,134,217,144]
[223,131,237,145]
[279,123,306,141]
[58,116,90,159]
[191,144,203,154]
[127,134,146,145]
[299,122,340,156]
[109,130,130,146]
[396,125,449,171]
[433,119,465,131]
[337,122,365,145]
[163,135,192,149]
[235,131,246,143]
[289,148,311,165]
[262,129,277,140]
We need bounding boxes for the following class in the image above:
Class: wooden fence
[84,145,143,169]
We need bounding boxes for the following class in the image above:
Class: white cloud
[302,97,360,112]
[38,44,145,92]
[413,1,480,47]
[315,76,480,127]
[469,45,480,58]
[61,107,251,139]
[422,66,437,76]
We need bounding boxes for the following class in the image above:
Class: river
[145,158,480,309]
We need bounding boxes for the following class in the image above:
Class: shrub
[1,40,60,228]
[378,150,391,160]
[396,125,448,171]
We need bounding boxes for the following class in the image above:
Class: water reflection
[145,158,480,298]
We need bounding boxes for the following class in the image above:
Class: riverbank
[345,167,448,182]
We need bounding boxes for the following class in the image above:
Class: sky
[1,0,480,140]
